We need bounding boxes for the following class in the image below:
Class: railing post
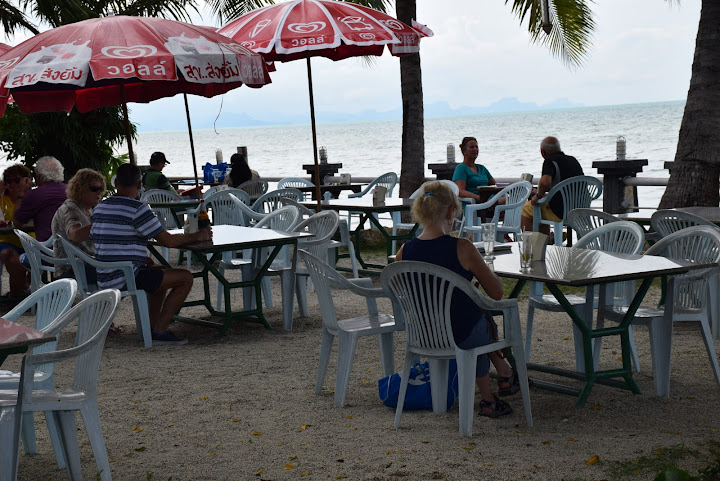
[592,159,648,213]
[427,161,458,180]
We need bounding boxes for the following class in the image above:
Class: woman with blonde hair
[51,168,106,283]
[395,181,519,417]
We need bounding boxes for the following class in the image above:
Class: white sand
[5,253,720,481]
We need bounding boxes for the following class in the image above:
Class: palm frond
[117,0,201,22]
[0,0,38,35]
[207,0,274,25]
[506,0,595,68]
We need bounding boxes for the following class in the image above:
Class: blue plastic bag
[378,360,458,410]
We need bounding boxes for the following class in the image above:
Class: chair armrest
[348,184,373,198]
[347,277,387,298]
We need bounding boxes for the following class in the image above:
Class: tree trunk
[396,0,425,199]
[659,0,720,208]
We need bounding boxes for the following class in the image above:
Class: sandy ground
[5,249,720,481]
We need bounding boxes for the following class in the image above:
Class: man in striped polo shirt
[91,164,212,346]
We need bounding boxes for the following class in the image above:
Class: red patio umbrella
[218,0,431,206]
[0,16,272,191]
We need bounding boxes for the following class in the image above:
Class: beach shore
[5,251,720,481]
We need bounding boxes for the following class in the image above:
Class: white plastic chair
[61,237,153,348]
[525,221,645,372]
[278,177,314,201]
[567,208,621,239]
[0,288,120,481]
[380,261,532,436]
[650,209,720,339]
[0,279,76,471]
[217,206,301,315]
[237,179,268,201]
[203,189,251,226]
[462,181,532,242]
[597,226,720,397]
[15,231,69,294]
[281,197,360,278]
[140,189,184,262]
[532,175,603,246]
[347,172,397,228]
[251,188,304,214]
[301,249,401,407]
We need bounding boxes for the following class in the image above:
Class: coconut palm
[659,1,720,208]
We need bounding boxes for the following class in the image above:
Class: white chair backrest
[254,205,301,232]
[490,180,533,227]
[205,190,251,226]
[140,189,183,230]
[280,197,316,218]
[567,208,621,239]
[278,177,314,189]
[21,289,120,398]
[544,176,603,224]
[646,226,720,310]
[294,210,339,262]
[251,188,304,213]
[229,193,267,226]
[238,179,269,200]
[650,209,719,238]
[15,231,69,286]
[573,221,645,254]
[381,261,502,352]
[205,187,251,206]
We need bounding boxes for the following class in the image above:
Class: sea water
[135,100,682,208]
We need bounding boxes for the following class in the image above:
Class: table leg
[347,211,418,273]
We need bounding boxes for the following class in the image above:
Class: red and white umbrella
[219,0,431,206]
[0,16,272,189]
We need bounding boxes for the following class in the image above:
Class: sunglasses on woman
[89,185,104,193]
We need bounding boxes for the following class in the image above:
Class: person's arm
[154,227,212,248]
[530,174,553,206]
[395,245,404,260]
[157,174,178,194]
[12,180,32,227]
[454,179,482,202]
[67,223,91,243]
[456,238,503,300]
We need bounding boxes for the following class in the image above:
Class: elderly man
[14,156,68,242]
[142,151,177,194]
[91,163,211,346]
[520,136,584,235]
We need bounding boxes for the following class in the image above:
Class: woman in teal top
[452,136,497,203]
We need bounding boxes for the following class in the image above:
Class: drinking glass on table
[519,231,533,271]
[481,223,495,261]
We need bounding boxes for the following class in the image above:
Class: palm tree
[659,1,720,207]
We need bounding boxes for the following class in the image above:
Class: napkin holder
[520,173,533,184]
[215,184,228,192]
[372,186,387,206]
[340,173,351,185]
[527,232,548,261]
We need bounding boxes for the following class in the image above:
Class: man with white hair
[520,137,584,235]
[14,156,68,242]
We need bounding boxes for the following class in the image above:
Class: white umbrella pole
[183,93,201,199]
[306,56,322,210]
[120,85,135,165]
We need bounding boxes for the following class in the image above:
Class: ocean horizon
[130,100,681,208]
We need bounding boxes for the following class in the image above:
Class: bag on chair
[378,360,458,410]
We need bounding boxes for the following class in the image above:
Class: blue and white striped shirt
[91,196,164,290]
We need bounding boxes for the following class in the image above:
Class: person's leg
[152,269,193,333]
[0,247,28,297]
[520,200,534,232]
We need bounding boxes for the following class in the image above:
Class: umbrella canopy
[0,16,272,189]
[218,0,430,207]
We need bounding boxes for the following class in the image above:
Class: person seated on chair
[224,153,259,188]
[91,163,212,346]
[520,136,584,235]
[52,168,107,285]
[142,152,178,194]
[13,156,68,243]
[0,164,33,303]
[452,136,502,205]
[395,180,519,418]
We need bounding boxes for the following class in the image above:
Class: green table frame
[491,244,708,407]
[149,225,307,335]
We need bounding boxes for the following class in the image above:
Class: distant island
[133,96,586,131]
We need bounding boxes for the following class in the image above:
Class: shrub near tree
[0,104,131,183]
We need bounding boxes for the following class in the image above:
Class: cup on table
[481,223,495,261]
[519,232,533,271]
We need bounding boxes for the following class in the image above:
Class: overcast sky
[2,0,703,129]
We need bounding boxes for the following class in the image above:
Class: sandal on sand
[479,395,513,418]
[107,323,123,337]
[497,369,520,396]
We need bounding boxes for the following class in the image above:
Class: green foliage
[505,0,595,68]
[0,103,130,181]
